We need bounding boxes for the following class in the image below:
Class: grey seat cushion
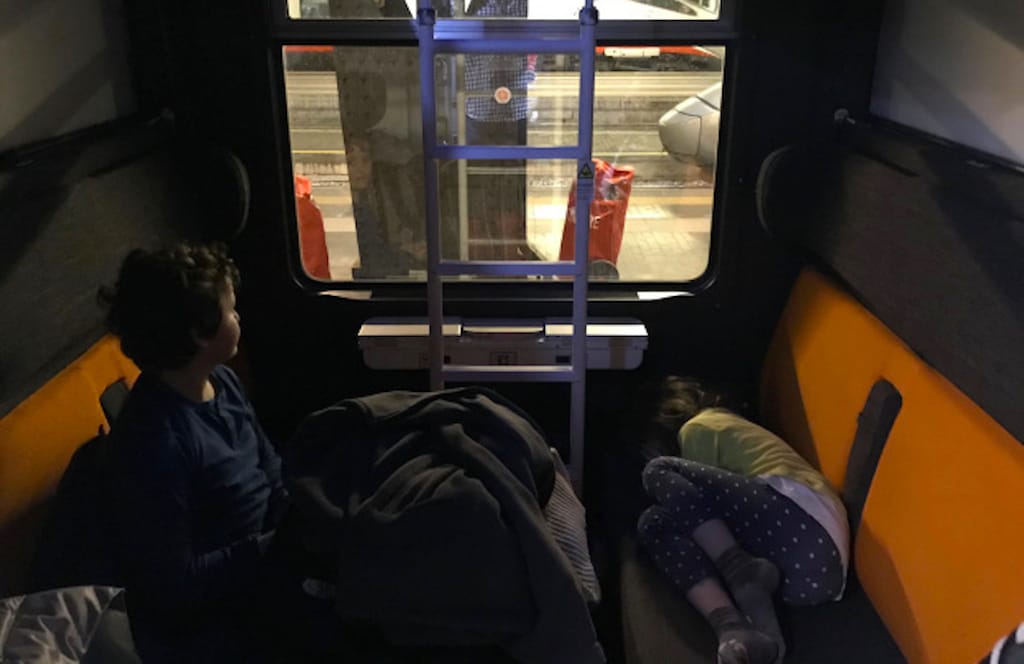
[619,537,906,664]
[620,537,716,663]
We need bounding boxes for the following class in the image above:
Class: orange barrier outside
[294,175,331,280]
[559,159,635,267]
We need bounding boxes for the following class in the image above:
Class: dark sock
[708,606,779,664]
[715,546,784,660]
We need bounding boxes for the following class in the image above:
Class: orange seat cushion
[763,268,1024,663]
[0,336,138,593]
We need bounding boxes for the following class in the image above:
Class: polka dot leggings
[636,457,844,605]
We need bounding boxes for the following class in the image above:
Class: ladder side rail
[570,0,598,490]
[417,2,445,392]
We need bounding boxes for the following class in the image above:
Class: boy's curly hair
[99,243,240,371]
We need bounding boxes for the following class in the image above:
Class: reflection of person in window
[344,130,428,277]
[330,46,427,277]
[328,0,533,271]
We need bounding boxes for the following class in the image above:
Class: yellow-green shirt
[678,408,834,498]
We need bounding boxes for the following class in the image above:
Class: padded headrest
[754,142,840,243]
[187,145,251,241]
[754,119,1024,445]
[754,145,795,238]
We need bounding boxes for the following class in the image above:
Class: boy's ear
[191,328,212,349]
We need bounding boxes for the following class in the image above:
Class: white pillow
[543,450,601,606]
[0,586,139,664]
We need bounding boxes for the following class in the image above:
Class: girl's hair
[635,376,729,459]
[98,243,240,371]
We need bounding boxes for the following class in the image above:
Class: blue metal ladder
[416,1,598,489]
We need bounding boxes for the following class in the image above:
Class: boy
[100,243,287,662]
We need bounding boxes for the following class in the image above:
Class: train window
[284,44,724,283]
[286,0,720,21]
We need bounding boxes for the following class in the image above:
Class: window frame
[267,0,742,301]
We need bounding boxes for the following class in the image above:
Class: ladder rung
[442,365,579,383]
[432,145,580,161]
[438,260,579,277]
[431,20,584,44]
[429,38,584,55]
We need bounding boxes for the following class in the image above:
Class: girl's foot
[717,627,780,664]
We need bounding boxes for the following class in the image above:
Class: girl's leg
[638,505,779,664]
[647,457,844,604]
[643,458,784,656]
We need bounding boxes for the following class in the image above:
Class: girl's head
[635,376,729,459]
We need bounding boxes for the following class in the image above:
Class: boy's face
[201,284,241,364]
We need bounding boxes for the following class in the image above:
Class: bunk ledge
[0,336,139,597]
[619,267,1024,664]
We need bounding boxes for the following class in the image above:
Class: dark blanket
[284,387,605,664]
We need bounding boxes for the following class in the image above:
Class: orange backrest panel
[855,353,1024,664]
[0,335,138,592]
[760,268,909,492]
[763,268,1024,664]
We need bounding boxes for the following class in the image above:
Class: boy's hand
[264,486,291,530]
[256,530,276,556]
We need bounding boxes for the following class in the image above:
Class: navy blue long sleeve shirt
[109,366,284,621]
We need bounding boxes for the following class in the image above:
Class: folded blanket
[285,387,605,664]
